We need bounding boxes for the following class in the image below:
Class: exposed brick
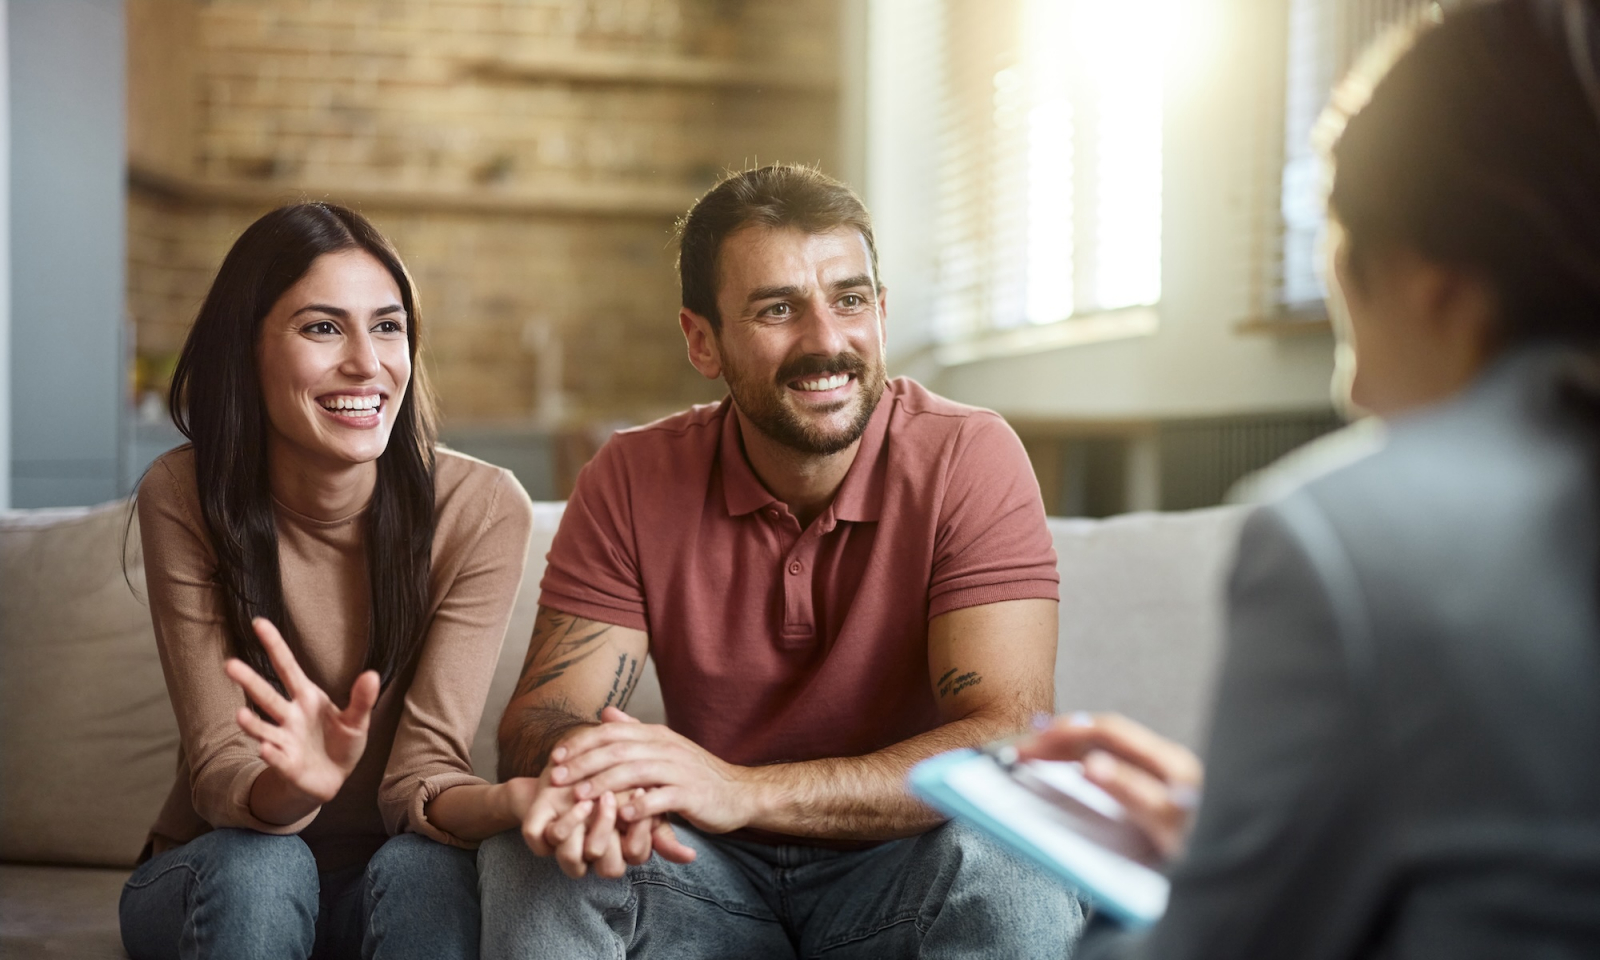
[128,0,840,424]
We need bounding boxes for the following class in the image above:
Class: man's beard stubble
[723,350,887,456]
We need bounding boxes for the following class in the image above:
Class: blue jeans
[479,821,1084,959]
[119,829,478,960]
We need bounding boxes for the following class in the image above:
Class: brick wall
[127,0,842,424]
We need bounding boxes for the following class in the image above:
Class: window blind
[929,0,1167,344]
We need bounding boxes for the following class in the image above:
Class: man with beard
[480,165,1080,959]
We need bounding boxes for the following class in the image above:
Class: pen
[979,721,1200,813]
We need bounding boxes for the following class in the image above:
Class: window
[869,0,1442,348]
[1271,0,1441,315]
[927,1,1168,345]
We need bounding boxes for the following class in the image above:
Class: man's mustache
[776,353,869,384]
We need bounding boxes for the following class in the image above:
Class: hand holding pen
[1015,712,1203,862]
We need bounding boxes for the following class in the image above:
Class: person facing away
[1016,1,1600,956]
[479,164,1084,958]
[122,203,536,960]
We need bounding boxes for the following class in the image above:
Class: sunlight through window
[1071,0,1164,314]
[940,0,1166,341]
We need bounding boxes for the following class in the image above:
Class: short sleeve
[927,412,1060,618]
[380,467,534,846]
[537,437,649,631]
[137,453,319,836]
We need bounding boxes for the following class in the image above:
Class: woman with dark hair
[1017,1,1600,956]
[119,202,536,959]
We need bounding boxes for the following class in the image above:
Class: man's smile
[786,371,857,405]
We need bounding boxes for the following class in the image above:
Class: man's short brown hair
[675,164,880,330]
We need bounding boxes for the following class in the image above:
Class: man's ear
[876,284,889,349]
[680,308,723,380]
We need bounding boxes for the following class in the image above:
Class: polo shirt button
[788,560,803,575]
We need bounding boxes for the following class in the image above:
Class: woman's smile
[316,389,386,427]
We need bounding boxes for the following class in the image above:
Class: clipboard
[908,749,1170,928]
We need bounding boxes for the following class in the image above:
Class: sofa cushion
[0,503,177,868]
[0,864,127,959]
[1,499,1244,871]
[1051,507,1246,749]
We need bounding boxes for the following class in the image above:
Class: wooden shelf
[1235,317,1334,337]
[462,52,837,92]
[1235,305,1334,337]
[129,164,700,218]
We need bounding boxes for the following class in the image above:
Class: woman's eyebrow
[289,303,405,318]
[291,303,349,319]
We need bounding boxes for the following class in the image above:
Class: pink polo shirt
[539,377,1058,772]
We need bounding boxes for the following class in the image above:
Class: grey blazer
[1088,348,1600,959]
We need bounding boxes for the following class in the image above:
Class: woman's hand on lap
[224,616,379,804]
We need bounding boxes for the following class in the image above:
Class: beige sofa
[0,499,1245,959]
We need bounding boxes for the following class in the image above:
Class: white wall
[867,0,1338,420]
[864,0,944,380]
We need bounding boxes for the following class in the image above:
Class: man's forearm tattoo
[597,652,642,718]
[937,667,983,698]
[512,611,615,700]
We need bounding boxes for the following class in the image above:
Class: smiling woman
[167,204,437,707]
[121,203,537,960]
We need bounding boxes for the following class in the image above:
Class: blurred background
[0,0,1437,514]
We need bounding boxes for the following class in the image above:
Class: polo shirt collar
[828,384,890,523]
[720,397,777,517]
[718,383,893,524]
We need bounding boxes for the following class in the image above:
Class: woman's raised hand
[224,617,380,804]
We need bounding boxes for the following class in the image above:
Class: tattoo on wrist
[937,668,983,698]
[512,611,615,700]
[598,653,642,718]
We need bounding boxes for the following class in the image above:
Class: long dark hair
[167,202,438,692]
[1323,0,1600,355]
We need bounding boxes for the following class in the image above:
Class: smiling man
[481,165,1081,959]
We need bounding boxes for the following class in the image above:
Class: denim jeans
[479,820,1084,959]
[119,828,478,960]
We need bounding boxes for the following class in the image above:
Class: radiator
[1158,411,1342,511]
